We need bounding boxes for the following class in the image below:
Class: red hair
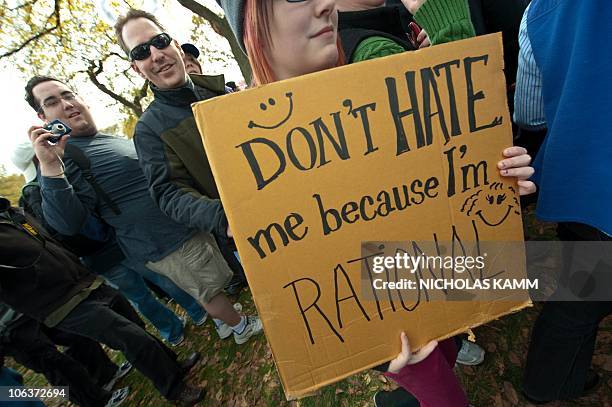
[243,0,346,86]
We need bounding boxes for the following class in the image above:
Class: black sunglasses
[129,33,173,61]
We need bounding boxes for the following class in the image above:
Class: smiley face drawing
[247,92,294,130]
[460,182,521,227]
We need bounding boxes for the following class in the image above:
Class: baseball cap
[181,43,200,59]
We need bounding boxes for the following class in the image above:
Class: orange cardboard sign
[193,34,530,399]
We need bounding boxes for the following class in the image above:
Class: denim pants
[523,222,612,400]
[102,261,187,343]
[131,261,207,322]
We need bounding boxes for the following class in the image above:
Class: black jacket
[0,198,97,323]
[133,75,228,238]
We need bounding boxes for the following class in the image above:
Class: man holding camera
[26,76,262,348]
[11,137,207,348]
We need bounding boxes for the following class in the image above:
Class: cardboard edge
[283,299,532,400]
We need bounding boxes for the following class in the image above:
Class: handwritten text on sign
[194,34,529,399]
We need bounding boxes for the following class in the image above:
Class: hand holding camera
[28,120,71,178]
[44,119,72,144]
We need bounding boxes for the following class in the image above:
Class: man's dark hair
[114,9,166,55]
[24,75,66,112]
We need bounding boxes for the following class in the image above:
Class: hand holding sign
[498,146,536,195]
[387,332,439,373]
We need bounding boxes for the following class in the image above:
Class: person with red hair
[217,0,536,406]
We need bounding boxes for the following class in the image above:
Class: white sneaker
[233,316,263,344]
[102,362,132,391]
[192,311,209,326]
[216,322,233,340]
[105,387,129,407]
[456,339,485,366]
[167,316,187,347]
[215,303,243,340]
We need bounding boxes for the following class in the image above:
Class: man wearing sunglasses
[114,10,248,299]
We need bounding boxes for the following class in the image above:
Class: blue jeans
[131,262,207,323]
[102,261,186,343]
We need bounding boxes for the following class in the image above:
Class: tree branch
[1,0,61,59]
[175,0,252,83]
[9,0,39,11]
[86,59,143,117]
[176,0,224,26]
[135,80,149,106]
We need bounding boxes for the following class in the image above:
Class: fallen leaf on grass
[593,355,612,372]
[226,361,240,374]
[486,342,498,353]
[521,328,530,340]
[496,359,505,376]
[462,366,475,376]
[508,352,521,366]
[503,381,519,405]
[499,337,509,352]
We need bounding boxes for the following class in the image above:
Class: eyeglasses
[129,33,173,61]
[38,92,77,112]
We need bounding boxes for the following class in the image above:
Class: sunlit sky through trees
[0,0,243,174]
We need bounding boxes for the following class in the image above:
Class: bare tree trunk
[175,0,252,84]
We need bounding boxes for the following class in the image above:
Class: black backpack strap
[20,180,39,193]
[64,144,122,215]
[18,180,39,210]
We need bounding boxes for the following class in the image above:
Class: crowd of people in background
[1,0,609,406]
